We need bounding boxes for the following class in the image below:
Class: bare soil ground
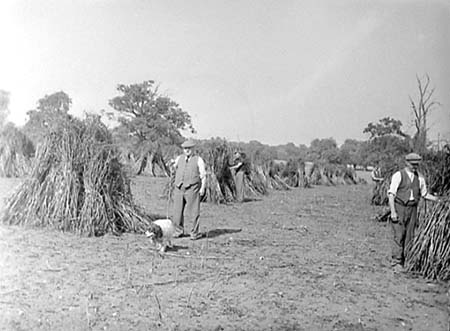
[0,176,448,331]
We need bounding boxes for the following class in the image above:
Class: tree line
[0,74,446,169]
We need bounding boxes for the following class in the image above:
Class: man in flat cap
[172,139,207,240]
[387,152,441,271]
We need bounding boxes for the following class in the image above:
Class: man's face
[406,161,419,172]
[183,147,193,157]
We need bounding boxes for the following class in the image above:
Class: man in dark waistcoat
[172,139,207,240]
[387,152,441,271]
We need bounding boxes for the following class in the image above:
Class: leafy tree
[245,140,276,164]
[0,90,10,128]
[108,80,194,151]
[308,138,340,164]
[361,117,411,167]
[339,139,363,166]
[360,135,410,167]
[274,142,302,160]
[23,91,72,143]
[363,117,408,139]
[296,144,309,161]
[36,91,72,113]
[0,122,35,157]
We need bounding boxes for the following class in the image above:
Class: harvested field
[0,176,448,331]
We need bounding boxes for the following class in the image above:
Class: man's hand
[390,211,399,222]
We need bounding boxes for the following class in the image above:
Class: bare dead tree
[409,74,440,154]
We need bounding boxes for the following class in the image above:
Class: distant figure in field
[370,163,386,206]
[229,151,251,202]
[387,152,441,272]
[172,139,207,240]
[371,165,383,183]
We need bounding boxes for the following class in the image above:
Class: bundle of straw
[404,148,450,279]
[203,141,236,202]
[135,149,170,177]
[204,172,232,204]
[1,116,152,236]
[246,165,268,195]
[309,165,333,186]
[371,178,391,206]
[405,199,450,280]
[370,165,398,206]
[325,164,358,185]
[263,162,291,191]
[421,147,450,196]
[280,159,310,188]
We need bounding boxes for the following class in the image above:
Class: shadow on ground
[239,197,262,203]
[169,244,188,252]
[205,228,242,239]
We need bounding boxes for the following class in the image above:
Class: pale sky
[1,0,449,145]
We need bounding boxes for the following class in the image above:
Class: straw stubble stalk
[406,200,450,280]
[0,116,154,236]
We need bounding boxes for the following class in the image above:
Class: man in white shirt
[172,139,207,240]
[387,152,440,270]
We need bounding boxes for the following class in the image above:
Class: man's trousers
[390,202,418,265]
[172,183,201,237]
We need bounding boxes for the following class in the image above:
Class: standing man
[387,152,441,271]
[172,139,207,240]
[229,151,250,202]
[371,165,383,183]
[371,163,385,205]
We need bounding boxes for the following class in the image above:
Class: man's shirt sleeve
[198,157,206,179]
[418,174,428,197]
[173,155,181,168]
[388,171,401,196]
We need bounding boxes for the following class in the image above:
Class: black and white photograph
[0,0,449,330]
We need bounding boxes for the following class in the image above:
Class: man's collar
[404,167,419,176]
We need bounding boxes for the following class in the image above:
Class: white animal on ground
[145,219,175,253]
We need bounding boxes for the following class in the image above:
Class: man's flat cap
[405,152,422,163]
[181,139,196,148]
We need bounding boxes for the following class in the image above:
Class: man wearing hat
[172,138,207,240]
[387,152,441,271]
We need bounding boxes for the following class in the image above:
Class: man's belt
[394,196,418,207]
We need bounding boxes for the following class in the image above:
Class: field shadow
[239,197,262,203]
[205,228,242,239]
[169,244,188,252]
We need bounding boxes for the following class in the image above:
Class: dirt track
[0,176,448,331]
